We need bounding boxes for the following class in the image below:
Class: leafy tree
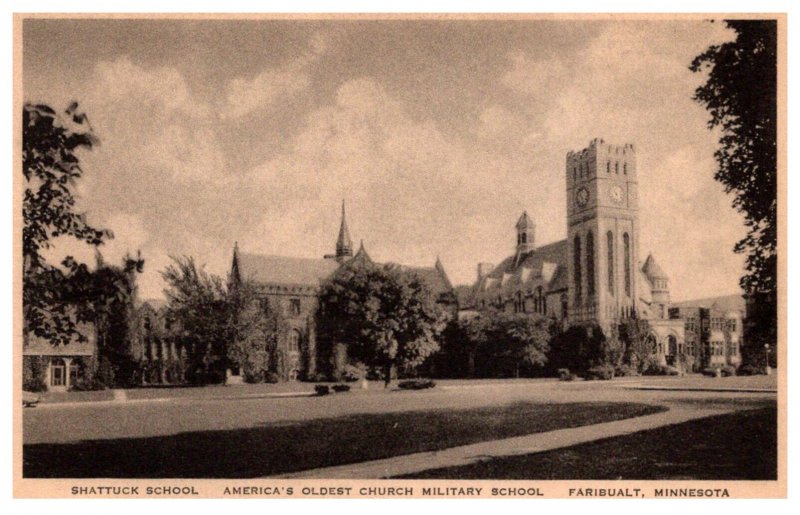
[227,283,283,383]
[487,313,552,377]
[690,20,778,360]
[548,322,607,375]
[62,252,145,387]
[22,103,113,345]
[618,318,653,372]
[457,313,494,377]
[161,256,232,384]
[318,260,446,386]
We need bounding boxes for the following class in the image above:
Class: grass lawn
[403,405,777,480]
[24,401,663,478]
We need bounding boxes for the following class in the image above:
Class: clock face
[576,187,589,208]
[609,185,624,205]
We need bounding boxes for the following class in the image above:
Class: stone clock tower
[566,138,640,331]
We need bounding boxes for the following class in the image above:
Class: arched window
[615,162,619,174]
[606,162,611,174]
[586,231,595,297]
[520,232,527,244]
[535,286,546,315]
[573,167,577,181]
[623,233,632,297]
[288,330,301,352]
[573,235,582,302]
[607,231,614,295]
[623,163,628,175]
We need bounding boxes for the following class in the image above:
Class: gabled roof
[642,253,669,281]
[671,293,746,314]
[476,239,568,294]
[343,240,374,269]
[404,262,454,298]
[237,253,341,287]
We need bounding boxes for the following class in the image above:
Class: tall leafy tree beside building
[22,103,112,345]
[690,20,778,362]
[161,256,232,384]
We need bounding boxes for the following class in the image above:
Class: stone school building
[467,138,743,371]
[228,203,457,382]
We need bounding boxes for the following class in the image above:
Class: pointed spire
[231,241,241,284]
[336,200,353,258]
[516,210,533,229]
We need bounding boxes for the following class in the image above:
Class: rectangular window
[51,364,65,386]
[290,298,301,316]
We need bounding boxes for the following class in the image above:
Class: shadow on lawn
[24,401,665,478]
[403,405,778,480]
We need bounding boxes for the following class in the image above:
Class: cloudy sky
[23,16,745,301]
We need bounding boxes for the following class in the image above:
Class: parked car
[22,391,40,408]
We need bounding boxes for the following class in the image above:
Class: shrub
[614,364,640,377]
[23,357,48,393]
[332,384,351,393]
[94,356,115,388]
[397,379,436,390]
[702,367,720,377]
[306,372,328,382]
[342,363,366,382]
[314,385,330,396]
[721,365,736,377]
[265,371,281,384]
[737,364,761,376]
[70,378,105,391]
[585,365,615,380]
[643,363,680,376]
[557,368,573,381]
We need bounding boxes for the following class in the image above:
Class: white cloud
[220,32,328,120]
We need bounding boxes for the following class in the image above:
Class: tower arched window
[615,162,619,174]
[520,232,527,244]
[606,162,611,174]
[573,235,582,302]
[586,231,595,297]
[607,231,615,295]
[623,163,628,175]
[623,233,632,297]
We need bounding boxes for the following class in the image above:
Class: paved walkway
[272,406,736,479]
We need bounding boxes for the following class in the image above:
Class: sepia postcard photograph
[11,8,787,500]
